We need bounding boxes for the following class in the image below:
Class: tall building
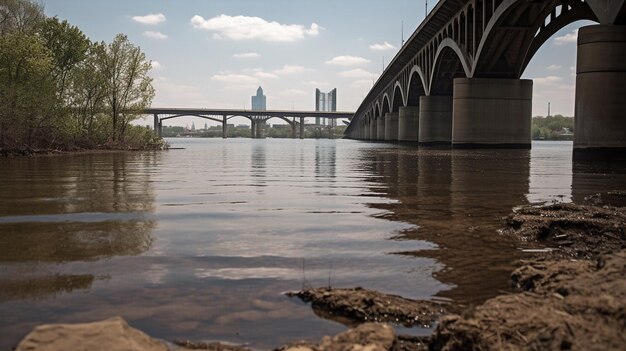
[315,88,337,127]
[252,86,267,110]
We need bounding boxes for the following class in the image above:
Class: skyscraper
[315,88,337,126]
[252,86,267,110]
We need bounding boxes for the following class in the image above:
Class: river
[0,139,624,348]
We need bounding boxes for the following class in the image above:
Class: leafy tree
[39,16,90,98]
[0,0,43,35]
[0,32,56,147]
[98,34,154,142]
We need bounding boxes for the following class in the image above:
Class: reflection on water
[0,140,625,349]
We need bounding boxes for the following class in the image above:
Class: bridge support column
[398,106,419,142]
[370,119,377,140]
[153,114,159,137]
[251,120,256,139]
[376,117,385,140]
[158,121,163,138]
[384,112,399,141]
[574,25,626,157]
[222,116,227,139]
[291,123,297,139]
[419,96,452,145]
[364,119,370,140]
[452,78,532,148]
[299,117,305,139]
[257,120,266,139]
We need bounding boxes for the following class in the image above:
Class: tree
[0,0,43,35]
[98,34,154,142]
[0,32,56,147]
[39,16,90,99]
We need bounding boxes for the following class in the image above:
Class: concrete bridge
[145,108,354,139]
[344,0,626,155]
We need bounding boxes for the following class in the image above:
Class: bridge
[344,0,626,155]
[145,108,354,139]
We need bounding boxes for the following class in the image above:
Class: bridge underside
[345,0,626,158]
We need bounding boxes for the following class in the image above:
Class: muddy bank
[502,202,626,259]
[286,287,447,328]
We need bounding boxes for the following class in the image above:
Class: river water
[1,139,624,348]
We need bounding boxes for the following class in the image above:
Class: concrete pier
[384,112,399,141]
[370,119,377,140]
[376,117,385,141]
[222,116,227,139]
[574,25,626,156]
[250,120,257,139]
[398,106,419,142]
[419,96,452,145]
[452,78,532,148]
[364,119,371,140]
[299,117,305,139]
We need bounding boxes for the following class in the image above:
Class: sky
[43,0,591,127]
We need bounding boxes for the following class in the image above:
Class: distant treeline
[162,125,347,139]
[0,0,161,153]
[532,115,574,140]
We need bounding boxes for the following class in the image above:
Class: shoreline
[12,197,626,350]
[0,145,169,158]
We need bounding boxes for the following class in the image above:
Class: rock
[16,317,169,351]
[286,287,447,328]
[278,323,395,351]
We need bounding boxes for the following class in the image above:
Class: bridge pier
[299,117,305,139]
[384,113,399,141]
[158,121,163,138]
[452,78,532,148]
[376,117,385,140]
[250,120,256,139]
[222,116,227,139]
[419,96,452,145]
[291,122,297,139]
[153,114,159,137]
[370,119,377,140]
[574,24,626,157]
[363,119,370,140]
[398,106,419,142]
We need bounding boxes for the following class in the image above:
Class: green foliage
[0,0,158,151]
[532,115,574,141]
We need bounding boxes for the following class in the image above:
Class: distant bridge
[344,0,626,155]
[144,108,354,139]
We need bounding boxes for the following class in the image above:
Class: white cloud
[233,52,260,59]
[547,64,562,70]
[253,71,279,79]
[554,30,578,45]
[211,73,259,86]
[533,76,563,86]
[351,79,373,88]
[132,13,166,25]
[279,89,307,97]
[274,65,309,75]
[339,68,375,79]
[369,41,396,51]
[304,80,330,87]
[151,61,164,70]
[325,55,370,66]
[143,31,167,40]
[190,14,320,42]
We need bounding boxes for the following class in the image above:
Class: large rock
[279,323,396,351]
[16,317,168,351]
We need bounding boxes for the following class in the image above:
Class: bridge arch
[380,95,391,117]
[472,0,598,78]
[160,114,223,123]
[430,38,471,96]
[407,66,427,105]
[391,83,405,113]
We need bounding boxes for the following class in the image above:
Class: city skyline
[42,0,590,127]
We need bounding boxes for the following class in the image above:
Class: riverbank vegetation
[0,0,162,154]
[162,124,347,139]
[532,115,574,141]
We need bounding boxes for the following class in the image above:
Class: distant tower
[204,122,208,130]
[191,122,196,131]
[315,88,337,126]
[252,86,267,110]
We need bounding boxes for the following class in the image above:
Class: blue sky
[44,1,588,127]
